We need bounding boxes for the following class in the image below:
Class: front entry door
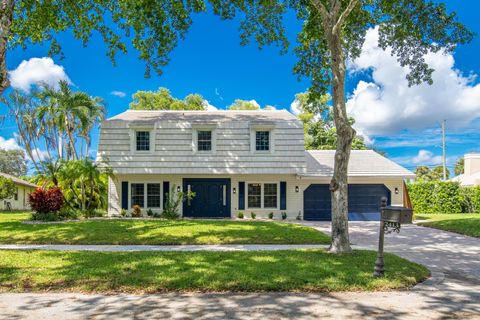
[183,178,231,218]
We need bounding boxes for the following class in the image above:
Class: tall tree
[130,88,206,110]
[228,99,260,110]
[454,157,464,176]
[0,175,16,202]
[0,148,27,176]
[294,92,367,150]
[415,165,450,181]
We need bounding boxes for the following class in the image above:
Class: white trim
[246,181,279,210]
[250,128,275,154]
[129,127,155,154]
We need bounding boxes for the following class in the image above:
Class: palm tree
[80,96,106,159]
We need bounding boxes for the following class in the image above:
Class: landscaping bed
[415,213,480,238]
[0,212,330,245]
[0,249,429,293]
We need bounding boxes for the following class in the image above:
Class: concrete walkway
[0,243,327,252]
[1,222,480,319]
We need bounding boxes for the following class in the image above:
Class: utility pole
[442,120,447,181]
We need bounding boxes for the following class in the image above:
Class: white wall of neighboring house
[1,184,35,211]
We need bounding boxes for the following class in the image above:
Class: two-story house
[97,110,414,221]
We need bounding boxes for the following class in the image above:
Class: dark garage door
[303,184,391,221]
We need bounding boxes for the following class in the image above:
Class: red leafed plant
[28,187,64,213]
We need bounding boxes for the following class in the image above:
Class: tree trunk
[0,0,14,95]
[328,32,355,253]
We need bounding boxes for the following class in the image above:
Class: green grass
[0,212,330,245]
[415,213,480,238]
[0,249,429,293]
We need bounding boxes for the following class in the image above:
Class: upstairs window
[197,130,212,151]
[255,131,270,151]
[136,131,150,151]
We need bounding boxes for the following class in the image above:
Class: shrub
[250,212,256,219]
[153,211,162,218]
[461,186,480,213]
[268,212,274,219]
[237,211,244,219]
[120,209,127,217]
[408,181,464,214]
[160,209,180,220]
[281,212,287,220]
[0,176,16,202]
[58,208,80,220]
[31,212,59,222]
[131,205,142,217]
[28,187,64,214]
[146,208,154,217]
[162,184,195,219]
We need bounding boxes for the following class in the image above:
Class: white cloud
[9,57,70,92]
[290,98,301,115]
[412,150,443,165]
[346,27,480,138]
[202,100,218,111]
[0,136,22,150]
[111,90,126,98]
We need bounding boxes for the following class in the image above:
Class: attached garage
[303,184,391,221]
[301,150,414,221]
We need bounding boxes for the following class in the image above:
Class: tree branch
[332,0,359,35]
[310,0,330,24]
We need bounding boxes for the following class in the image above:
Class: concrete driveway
[0,222,479,319]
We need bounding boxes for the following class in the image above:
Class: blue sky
[3,0,480,174]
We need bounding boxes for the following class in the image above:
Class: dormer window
[197,130,212,151]
[255,131,270,151]
[136,131,150,151]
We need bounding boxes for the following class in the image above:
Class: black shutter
[280,181,287,210]
[163,181,170,209]
[238,181,245,210]
[121,181,128,210]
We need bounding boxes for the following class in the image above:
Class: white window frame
[249,123,275,154]
[128,182,163,209]
[192,124,217,154]
[246,182,280,210]
[128,124,155,154]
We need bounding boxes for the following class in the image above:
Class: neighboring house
[450,153,480,186]
[0,172,37,211]
[98,110,414,221]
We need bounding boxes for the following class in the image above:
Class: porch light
[233,187,236,194]
[394,187,399,194]
[177,186,181,192]
[295,186,299,193]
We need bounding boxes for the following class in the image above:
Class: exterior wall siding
[0,185,35,211]
[98,118,306,175]
[109,174,405,219]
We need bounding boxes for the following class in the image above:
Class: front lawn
[0,212,329,245]
[0,249,428,293]
[415,213,480,238]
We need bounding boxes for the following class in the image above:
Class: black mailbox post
[373,197,413,277]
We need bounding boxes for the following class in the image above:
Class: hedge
[407,181,480,214]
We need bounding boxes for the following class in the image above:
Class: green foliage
[268,212,274,219]
[129,87,205,110]
[294,92,367,150]
[162,184,195,219]
[454,157,464,176]
[0,149,27,176]
[228,99,260,110]
[281,212,287,220]
[415,165,450,181]
[237,211,244,219]
[250,212,256,219]
[460,187,480,214]
[120,209,127,217]
[0,176,16,201]
[146,209,154,217]
[408,181,464,213]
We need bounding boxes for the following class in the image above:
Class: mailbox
[381,206,413,224]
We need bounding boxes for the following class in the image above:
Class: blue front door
[183,178,231,218]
